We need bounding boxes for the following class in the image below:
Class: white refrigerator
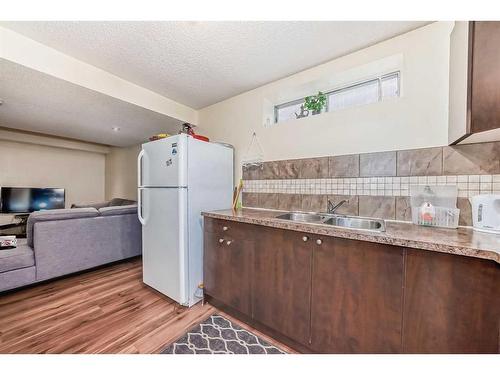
[137,134,233,307]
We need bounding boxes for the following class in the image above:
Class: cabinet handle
[316,239,323,245]
[302,236,309,242]
[222,226,228,231]
[226,240,232,246]
[218,238,224,243]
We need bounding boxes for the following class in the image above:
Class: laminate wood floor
[0,258,291,354]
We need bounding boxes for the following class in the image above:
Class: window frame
[274,97,307,124]
[274,71,400,124]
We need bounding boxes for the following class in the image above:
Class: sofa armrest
[99,205,137,216]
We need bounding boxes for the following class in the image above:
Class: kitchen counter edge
[202,208,500,264]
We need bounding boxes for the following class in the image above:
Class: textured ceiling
[0,59,184,147]
[1,21,429,109]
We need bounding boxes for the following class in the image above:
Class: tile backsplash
[243,175,499,197]
[242,141,500,226]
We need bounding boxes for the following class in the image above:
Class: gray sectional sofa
[0,205,142,293]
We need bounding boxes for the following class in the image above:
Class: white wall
[199,22,453,180]
[0,138,105,224]
[105,144,141,201]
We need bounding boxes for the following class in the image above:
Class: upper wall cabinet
[449,21,500,144]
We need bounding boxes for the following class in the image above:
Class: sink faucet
[327,199,349,214]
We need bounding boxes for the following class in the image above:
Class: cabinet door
[403,249,500,353]
[311,237,404,353]
[253,228,313,346]
[203,230,253,316]
[471,21,500,134]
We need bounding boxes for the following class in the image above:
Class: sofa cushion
[109,198,137,206]
[0,240,35,273]
[26,208,99,247]
[99,205,138,217]
[71,201,110,209]
[71,198,136,209]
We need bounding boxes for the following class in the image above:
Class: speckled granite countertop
[202,208,500,264]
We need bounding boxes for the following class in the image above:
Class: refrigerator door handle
[137,149,145,187]
[137,187,146,225]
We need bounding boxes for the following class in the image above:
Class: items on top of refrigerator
[410,185,460,228]
[179,123,209,142]
[149,133,171,142]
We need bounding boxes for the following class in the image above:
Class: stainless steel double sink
[275,212,386,232]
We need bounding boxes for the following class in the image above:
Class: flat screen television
[0,187,65,213]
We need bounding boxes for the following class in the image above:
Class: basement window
[274,71,400,123]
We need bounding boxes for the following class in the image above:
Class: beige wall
[198,22,454,181]
[105,145,140,201]
[0,138,105,224]
[0,128,140,225]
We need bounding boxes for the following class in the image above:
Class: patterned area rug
[162,315,286,354]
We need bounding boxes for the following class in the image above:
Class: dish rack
[411,206,460,228]
[410,185,460,229]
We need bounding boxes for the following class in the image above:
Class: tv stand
[0,213,29,238]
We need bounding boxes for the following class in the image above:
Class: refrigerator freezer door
[141,187,188,305]
[139,134,188,187]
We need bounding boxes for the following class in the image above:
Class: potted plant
[304,91,327,115]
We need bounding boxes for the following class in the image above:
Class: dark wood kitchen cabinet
[203,222,254,316]
[469,22,500,135]
[252,227,313,346]
[310,237,405,353]
[203,217,500,353]
[403,249,500,353]
[449,21,500,144]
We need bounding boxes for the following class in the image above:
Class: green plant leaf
[303,91,327,112]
